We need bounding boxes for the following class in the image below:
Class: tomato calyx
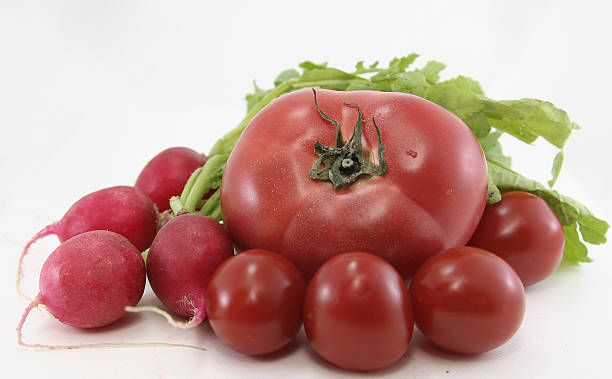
[309,89,387,189]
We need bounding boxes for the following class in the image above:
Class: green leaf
[390,71,429,92]
[418,60,446,85]
[370,53,419,82]
[388,54,419,73]
[485,99,574,148]
[479,130,512,169]
[274,69,300,86]
[424,76,486,114]
[548,150,564,187]
[579,215,609,245]
[245,81,269,112]
[299,61,328,71]
[563,224,592,264]
[486,171,502,204]
[487,116,539,144]
[353,60,380,74]
[463,113,493,139]
[422,76,490,137]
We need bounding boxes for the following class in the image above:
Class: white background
[1,1,611,378]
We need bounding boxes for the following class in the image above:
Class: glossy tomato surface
[206,249,306,356]
[303,252,414,371]
[410,246,525,354]
[469,191,565,286]
[221,89,488,278]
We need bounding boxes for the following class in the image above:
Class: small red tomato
[468,191,565,286]
[206,249,305,356]
[410,246,525,354]
[303,252,413,372]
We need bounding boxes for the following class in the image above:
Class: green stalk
[179,167,202,204]
[208,80,297,157]
[183,154,228,213]
[199,188,221,220]
[292,79,361,90]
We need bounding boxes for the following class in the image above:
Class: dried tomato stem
[309,90,387,188]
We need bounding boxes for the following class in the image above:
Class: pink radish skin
[18,230,146,333]
[146,214,233,327]
[135,147,206,212]
[17,186,158,293]
[55,186,158,251]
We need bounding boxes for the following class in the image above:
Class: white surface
[1,1,611,378]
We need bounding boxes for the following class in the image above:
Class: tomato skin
[221,88,488,278]
[206,249,305,356]
[468,191,565,286]
[410,246,525,354]
[303,252,414,372]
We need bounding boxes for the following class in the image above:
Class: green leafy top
[170,54,608,264]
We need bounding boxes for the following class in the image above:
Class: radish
[130,214,233,328]
[17,230,146,343]
[17,186,158,295]
[135,147,207,212]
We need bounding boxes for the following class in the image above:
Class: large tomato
[221,88,488,278]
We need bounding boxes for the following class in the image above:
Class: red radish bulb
[135,147,206,212]
[145,214,233,328]
[17,230,146,336]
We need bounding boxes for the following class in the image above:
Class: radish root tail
[18,340,208,351]
[16,223,59,298]
[17,299,206,351]
[125,305,202,329]
[17,297,40,347]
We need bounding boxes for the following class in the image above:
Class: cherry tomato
[303,252,414,371]
[410,246,525,354]
[468,191,565,286]
[206,249,305,356]
[221,88,488,278]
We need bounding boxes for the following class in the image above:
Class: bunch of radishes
[16,147,231,341]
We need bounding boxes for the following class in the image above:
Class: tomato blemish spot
[407,150,418,158]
